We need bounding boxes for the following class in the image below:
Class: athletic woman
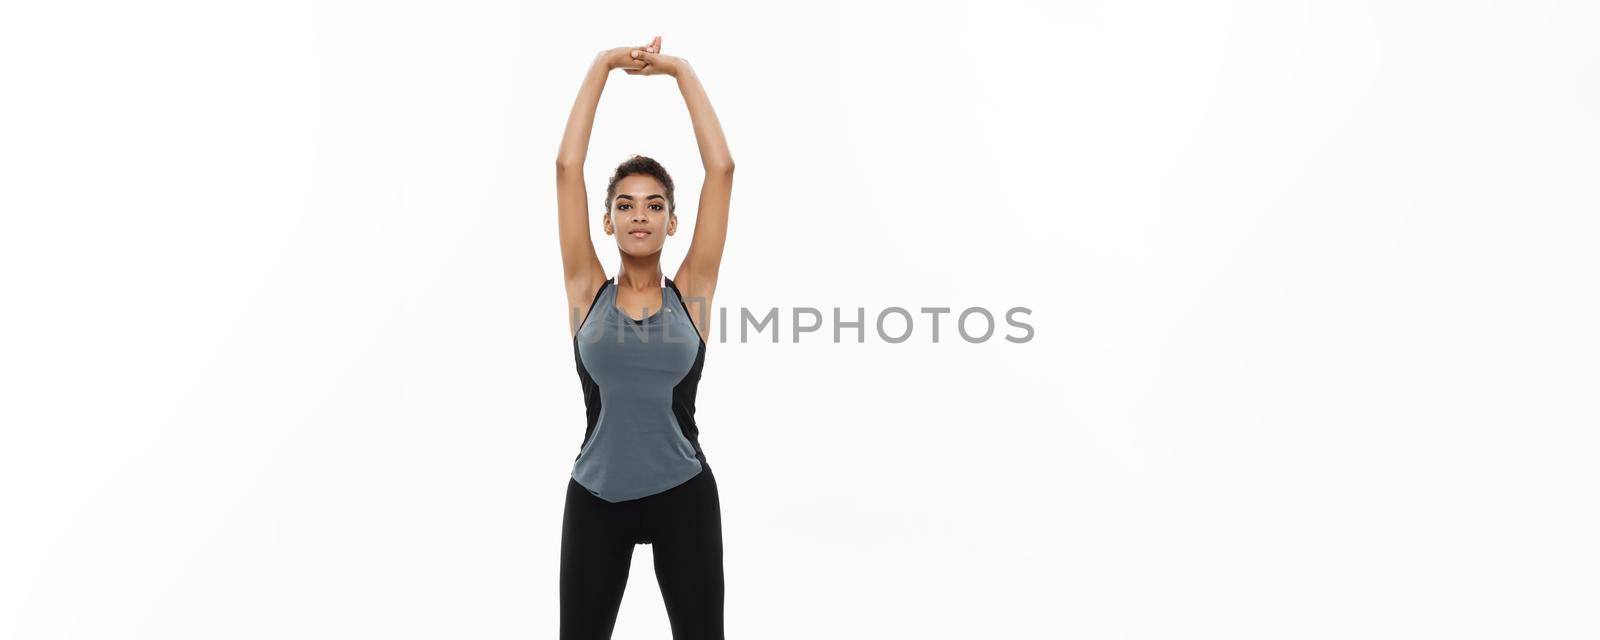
[554,35,733,640]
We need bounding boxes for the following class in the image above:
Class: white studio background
[2,1,1596,638]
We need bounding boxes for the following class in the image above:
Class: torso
[569,274,710,503]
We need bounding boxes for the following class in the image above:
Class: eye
[650,204,664,211]
[617,203,630,211]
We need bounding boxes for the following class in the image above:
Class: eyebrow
[614,194,666,201]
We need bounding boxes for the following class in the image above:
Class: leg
[561,478,636,640]
[649,466,725,640]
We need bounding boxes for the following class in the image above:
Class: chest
[576,305,700,387]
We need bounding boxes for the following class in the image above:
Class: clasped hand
[600,35,683,77]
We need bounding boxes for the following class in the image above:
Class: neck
[615,254,664,289]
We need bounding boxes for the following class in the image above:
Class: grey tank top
[570,274,708,502]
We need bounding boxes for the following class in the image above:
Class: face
[604,174,676,256]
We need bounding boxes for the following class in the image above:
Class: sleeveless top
[570,273,708,502]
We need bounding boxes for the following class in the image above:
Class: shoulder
[566,272,610,336]
[666,271,715,342]
[670,265,717,305]
[568,272,610,306]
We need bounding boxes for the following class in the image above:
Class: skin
[556,36,734,344]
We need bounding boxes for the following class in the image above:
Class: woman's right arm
[557,48,643,334]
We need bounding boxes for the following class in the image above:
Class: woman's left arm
[633,49,733,325]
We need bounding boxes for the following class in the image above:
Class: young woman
[553,36,734,640]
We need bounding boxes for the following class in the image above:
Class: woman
[554,35,734,640]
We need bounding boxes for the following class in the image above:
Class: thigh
[560,478,637,640]
[647,466,724,639]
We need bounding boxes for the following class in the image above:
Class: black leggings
[560,463,724,640]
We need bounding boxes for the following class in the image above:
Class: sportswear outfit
[560,274,723,639]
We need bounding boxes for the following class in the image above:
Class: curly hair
[604,155,676,216]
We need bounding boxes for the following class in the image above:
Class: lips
[628,229,651,238]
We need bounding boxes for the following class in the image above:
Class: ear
[667,211,678,235]
[602,211,613,234]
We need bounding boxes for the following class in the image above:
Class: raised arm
[631,46,734,328]
[555,45,648,335]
